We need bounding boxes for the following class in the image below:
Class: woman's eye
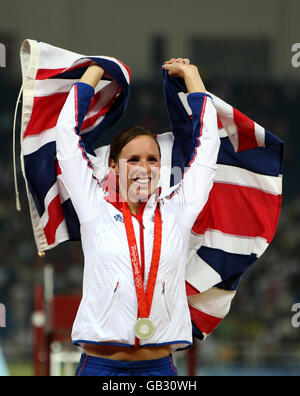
[148,157,158,162]
[128,158,139,162]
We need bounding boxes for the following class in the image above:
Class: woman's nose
[128,164,148,180]
[139,160,151,172]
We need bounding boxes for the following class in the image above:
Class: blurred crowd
[0,72,299,369]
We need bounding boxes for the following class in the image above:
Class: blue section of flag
[24,141,57,216]
[218,133,283,177]
[61,199,81,240]
[197,246,258,291]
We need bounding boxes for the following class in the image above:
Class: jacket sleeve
[56,82,104,224]
[164,92,220,230]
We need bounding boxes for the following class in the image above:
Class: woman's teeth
[134,178,150,185]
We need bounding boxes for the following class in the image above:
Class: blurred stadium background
[0,0,299,376]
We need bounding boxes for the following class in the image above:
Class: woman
[55,58,220,376]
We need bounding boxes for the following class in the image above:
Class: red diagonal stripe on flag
[217,115,223,129]
[36,61,93,80]
[24,93,68,137]
[192,183,281,243]
[189,305,222,335]
[44,194,64,245]
[233,108,258,152]
[81,97,116,131]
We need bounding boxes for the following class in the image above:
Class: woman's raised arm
[80,63,105,88]
[56,64,107,224]
[163,59,220,231]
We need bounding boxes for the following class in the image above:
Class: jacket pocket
[101,280,120,320]
[162,281,172,323]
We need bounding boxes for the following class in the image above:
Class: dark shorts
[75,353,178,376]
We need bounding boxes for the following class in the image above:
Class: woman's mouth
[133,177,151,185]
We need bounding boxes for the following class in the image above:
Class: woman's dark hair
[109,125,161,163]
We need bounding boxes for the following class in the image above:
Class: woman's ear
[109,158,119,175]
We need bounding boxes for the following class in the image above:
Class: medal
[122,202,162,341]
[134,318,155,340]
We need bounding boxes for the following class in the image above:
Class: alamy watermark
[0,303,6,327]
[0,43,6,68]
[291,43,300,68]
[291,303,300,328]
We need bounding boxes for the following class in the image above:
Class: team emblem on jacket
[114,214,124,223]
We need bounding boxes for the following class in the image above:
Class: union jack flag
[17,40,283,340]
[162,71,283,339]
[18,39,130,251]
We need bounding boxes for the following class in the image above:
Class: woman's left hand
[162,58,196,78]
[162,58,206,93]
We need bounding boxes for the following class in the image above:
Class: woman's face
[110,135,161,203]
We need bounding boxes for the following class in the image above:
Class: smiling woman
[109,127,161,215]
[55,59,220,376]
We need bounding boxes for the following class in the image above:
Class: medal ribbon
[122,202,162,318]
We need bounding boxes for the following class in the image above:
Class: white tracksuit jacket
[56,82,220,351]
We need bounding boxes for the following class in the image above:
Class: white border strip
[254,121,265,147]
[40,183,59,227]
[188,287,236,318]
[178,92,192,116]
[214,163,282,195]
[209,92,238,152]
[22,126,56,155]
[33,78,77,97]
[189,229,268,257]
[186,251,222,293]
